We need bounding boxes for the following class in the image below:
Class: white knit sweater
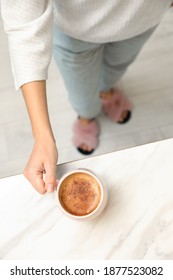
[1,0,172,90]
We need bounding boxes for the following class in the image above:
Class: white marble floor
[0,9,173,178]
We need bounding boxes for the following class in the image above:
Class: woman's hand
[24,138,58,194]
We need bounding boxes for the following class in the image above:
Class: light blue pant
[53,25,156,119]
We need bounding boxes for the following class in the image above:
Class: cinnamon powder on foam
[59,173,101,216]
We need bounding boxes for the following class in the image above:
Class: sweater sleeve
[1,0,53,91]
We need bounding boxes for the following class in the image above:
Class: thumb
[45,165,57,193]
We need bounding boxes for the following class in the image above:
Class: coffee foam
[59,172,101,216]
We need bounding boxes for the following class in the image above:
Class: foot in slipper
[100,88,132,124]
[72,117,99,155]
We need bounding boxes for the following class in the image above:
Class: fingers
[23,141,59,195]
[44,163,58,193]
[24,163,58,194]
[23,168,46,194]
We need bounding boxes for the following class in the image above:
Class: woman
[1,0,172,194]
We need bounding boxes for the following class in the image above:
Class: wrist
[34,129,56,145]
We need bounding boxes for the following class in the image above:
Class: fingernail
[47,184,54,193]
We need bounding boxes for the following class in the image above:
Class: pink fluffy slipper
[72,118,99,155]
[101,88,133,123]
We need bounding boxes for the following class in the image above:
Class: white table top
[0,139,173,260]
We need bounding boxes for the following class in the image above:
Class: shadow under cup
[56,169,108,220]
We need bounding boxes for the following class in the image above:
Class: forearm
[22,80,55,143]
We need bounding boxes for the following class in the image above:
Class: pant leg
[53,25,103,119]
[100,25,157,92]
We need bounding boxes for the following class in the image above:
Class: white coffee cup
[56,168,108,220]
